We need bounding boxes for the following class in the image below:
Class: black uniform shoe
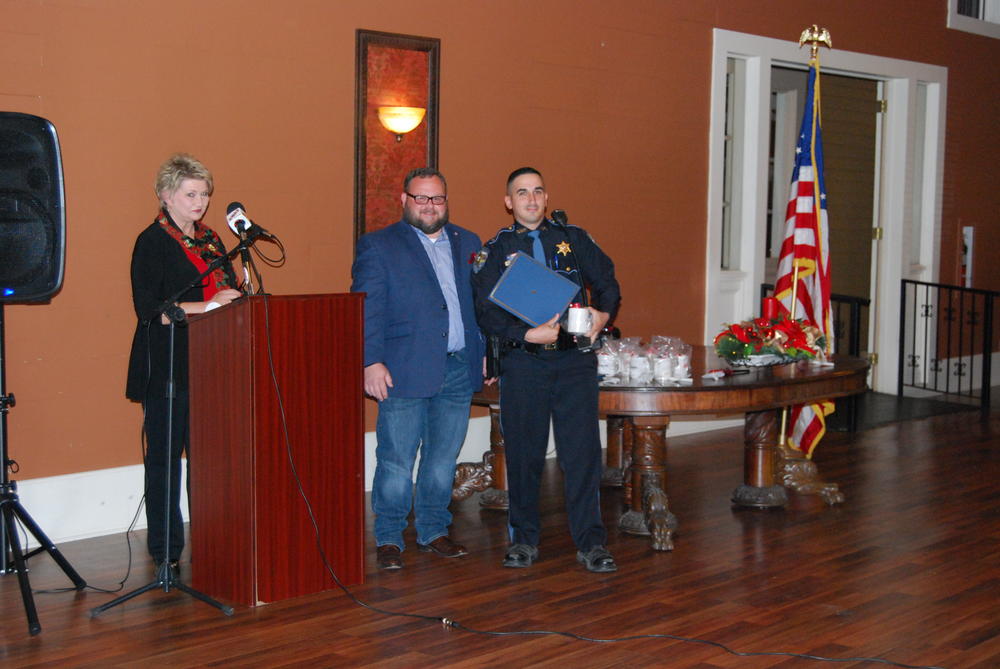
[502,543,538,568]
[576,546,617,573]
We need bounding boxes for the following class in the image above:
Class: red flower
[729,324,751,343]
[773,317,809,349]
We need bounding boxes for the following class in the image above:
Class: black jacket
[125,221,236,401]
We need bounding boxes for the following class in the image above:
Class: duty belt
[510,340,574,353]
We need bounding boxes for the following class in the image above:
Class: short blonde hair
[154,153,213,200]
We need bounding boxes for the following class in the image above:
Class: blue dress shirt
[414,227,465,353]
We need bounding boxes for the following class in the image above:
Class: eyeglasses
[406,193,447,205]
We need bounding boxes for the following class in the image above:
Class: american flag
[773,57,834,458]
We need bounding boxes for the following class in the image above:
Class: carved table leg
[732,409,788,508]
[451,404,508,509]
[479,404,509,509]
[618,416,677,551]
[777,443,845,505]
[601,416,629,487]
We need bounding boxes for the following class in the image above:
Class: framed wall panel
[354,30,440,240]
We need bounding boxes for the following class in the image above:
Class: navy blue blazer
[351,220,485,399]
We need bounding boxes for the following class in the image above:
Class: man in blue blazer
[351,167,485,570]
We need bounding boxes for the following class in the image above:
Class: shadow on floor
[828,390,985,432]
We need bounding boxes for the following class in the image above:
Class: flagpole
[778,25,832,452]
[779,262,801,451]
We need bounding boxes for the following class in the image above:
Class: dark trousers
[142,388,189,563]
[499,348,606,551]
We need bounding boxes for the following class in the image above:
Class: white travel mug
[566,303,592,335]
[654,356,674,381]
[597,350,620,376]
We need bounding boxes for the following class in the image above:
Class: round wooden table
[455,347,869,551]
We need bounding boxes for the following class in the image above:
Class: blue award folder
[488,251,581,327]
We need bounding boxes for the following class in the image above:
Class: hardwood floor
[2,409,998,668]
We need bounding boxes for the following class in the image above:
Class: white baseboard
[10,461,187,550]
[13,415,742,547]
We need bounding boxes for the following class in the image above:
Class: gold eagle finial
[799,25,832,61]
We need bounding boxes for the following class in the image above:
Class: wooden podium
[186,293,364,606]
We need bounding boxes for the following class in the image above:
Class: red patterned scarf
[156,209,233,299]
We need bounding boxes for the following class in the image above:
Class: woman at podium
[125,153,240,572]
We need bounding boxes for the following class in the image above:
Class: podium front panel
[189,293,364,606]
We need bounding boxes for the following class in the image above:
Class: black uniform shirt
[472,219,620,344]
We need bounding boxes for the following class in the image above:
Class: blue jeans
[373,348,473,549]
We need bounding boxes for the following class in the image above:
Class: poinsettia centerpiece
[714,315,826,364]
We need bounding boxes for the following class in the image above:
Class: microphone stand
[237,229,255,295]
[1,303,87,635]
[90,232,262,619]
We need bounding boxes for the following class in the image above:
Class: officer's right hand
[524,313,561,345]
[364,363,393,401]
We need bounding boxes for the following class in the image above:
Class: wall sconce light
[377,106,426,142]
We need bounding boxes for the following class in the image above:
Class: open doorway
[706,29,947,394]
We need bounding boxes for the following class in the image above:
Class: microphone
[226,202,262,295]
[226,201,251,236]
[550,209,568,226]
[226,202,276,240]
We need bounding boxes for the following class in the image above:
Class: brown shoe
[417,535,468,558]
[376,544,403,570]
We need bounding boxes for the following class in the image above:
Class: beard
[403,207,449,235]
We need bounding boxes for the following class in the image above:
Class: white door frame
[704,29,947,394]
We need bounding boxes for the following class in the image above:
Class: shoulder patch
[472,248,489,273]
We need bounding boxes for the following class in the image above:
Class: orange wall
[2,0,997,479]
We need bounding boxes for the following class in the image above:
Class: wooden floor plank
[2,408,998,668]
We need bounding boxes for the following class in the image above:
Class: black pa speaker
[0,112,66,303]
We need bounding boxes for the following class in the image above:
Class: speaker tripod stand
[0,304,87,635]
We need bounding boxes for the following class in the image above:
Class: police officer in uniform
[472,167,621,573]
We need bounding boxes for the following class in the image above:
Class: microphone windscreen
[551,209,568,225]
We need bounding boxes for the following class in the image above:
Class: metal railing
[898,280,997,416]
